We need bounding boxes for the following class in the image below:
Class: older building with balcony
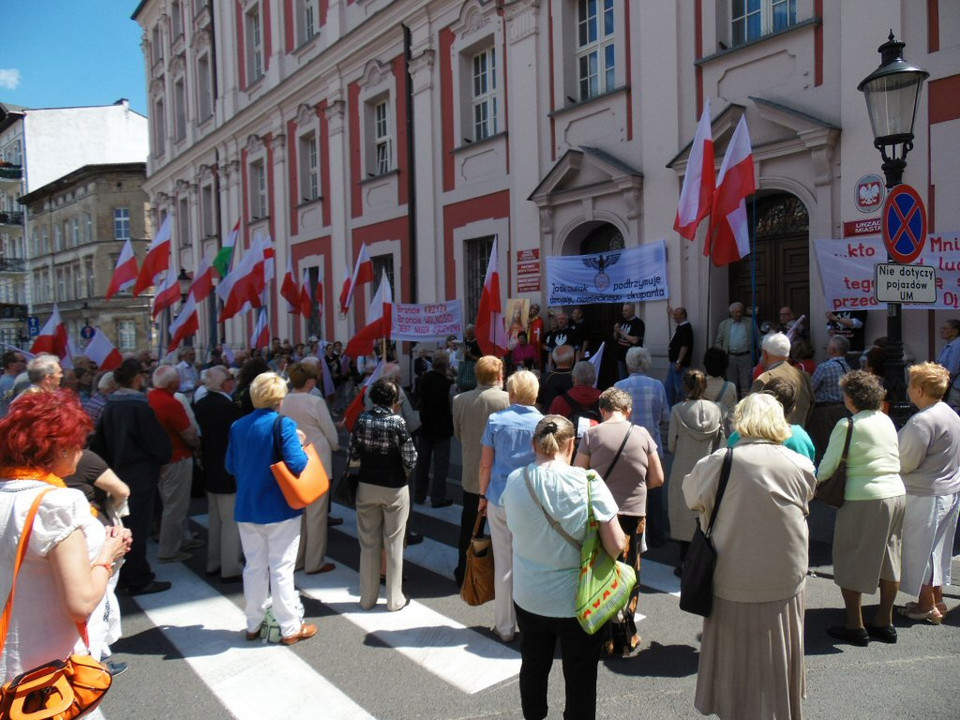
[133,0,960,374]
[18,163,155,354]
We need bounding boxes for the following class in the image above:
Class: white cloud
[0,69,21,90]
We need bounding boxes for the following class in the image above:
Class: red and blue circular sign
[881,184,927,264]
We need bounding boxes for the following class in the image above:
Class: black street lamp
[858,31,929,427]
[177,268,192,304]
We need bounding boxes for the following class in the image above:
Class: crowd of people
[0,305,956,720]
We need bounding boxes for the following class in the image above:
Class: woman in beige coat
[668,370,724,573]
[280,362,339,574]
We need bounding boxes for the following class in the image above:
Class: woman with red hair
[0,391,131,685]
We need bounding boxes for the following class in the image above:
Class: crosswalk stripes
[112,499,683,718]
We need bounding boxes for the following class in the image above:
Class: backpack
[558,388,601,447]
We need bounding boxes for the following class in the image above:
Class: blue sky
[0,2,147,116]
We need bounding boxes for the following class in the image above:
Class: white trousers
[157,457,194,558]
[207,492,243,578]
[486,502,517,637]
[900,492,960,596]
[355,483,409,611]
[238,517,303,637]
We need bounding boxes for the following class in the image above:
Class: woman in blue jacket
[226,372,314,645]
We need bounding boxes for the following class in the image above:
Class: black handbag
[332,460,361,507]
[679,448,733,618]
[814,418,853,509]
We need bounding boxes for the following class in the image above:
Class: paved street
[100,437,960,719]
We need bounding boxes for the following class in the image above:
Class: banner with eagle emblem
[546,239,669,306]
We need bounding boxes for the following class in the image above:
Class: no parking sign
[881,184,927,263]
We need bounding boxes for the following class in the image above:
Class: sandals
[897,606,943,625]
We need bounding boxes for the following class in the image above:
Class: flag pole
[750,197,758,368]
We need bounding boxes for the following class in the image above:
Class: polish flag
[281,256,300,312]
[674,98,715,242]
[30,304,69,357]
[251,307,270,350]
[152,267,181,319]
[342,360,385,432]
[83,329,123,372]
[344,270,392,359]
[338,262,352,316]
[189,252,216,303]
[299,269,314,320]
[217,241,266,321]
[587,342,605,388]
[706,115,756,267]
[259,234,276,284]
[105,239,139,300]
[474,237,508,356]
[340,243,375,314]
[134,215,172,295]
[168,293,199,352]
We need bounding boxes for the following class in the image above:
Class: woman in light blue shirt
[502,415,624,720]
[478,370,542,643]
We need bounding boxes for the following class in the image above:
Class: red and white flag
[474,237,508,357]
[340,243,375,314]
[134,215,172,296]
[674,98,715,242]
[189,252,216,304]
[105,239,139,300]
[168,293,199,352]
[299,269,314,320]
[338,262,351,316]
[83,329,123,371]
[281,256,300,312]
[707,115,756,267]
[251,307,270,350]
[217,240,266,321]
[344,270,392,359]
[343,359,385,432]
[30,304,69,358]
[152,267,181,319]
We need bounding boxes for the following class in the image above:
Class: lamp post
[858,31,929,426]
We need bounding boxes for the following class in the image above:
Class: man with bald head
[613,303,644,379]
[750,333,814,426]
[149,364,201,563]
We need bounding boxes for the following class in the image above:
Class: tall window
[178,197,191,246]
[201,184,215,237]
[74,262,84,299]
[85,259,95,297]
[197,54,213,120]
[464,236,494,322]
[576,0,615,100]
[246,5,264,83]
[472,48,498,140]
[298,0,318,45]
[54,225,62,252]
[154,97,166,156]
[373,100,391,175]
[299,133,319,201]
[117,320,136,351]
[731,0,796,46]
[56,269,65,301]
[84,213,93,243]
[174,78,187,141]
[114,208,131,240]
[71,218,80,246]
[151,24,163,64]
[250,160,267,218]
[171,0,184,39]
[370,254,394,302]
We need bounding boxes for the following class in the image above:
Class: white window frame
[54,225,62,252]
[85,258,95,297]
[114,208,131,241]
[84,212,92,243]
[575,0,616,101]
[117,320,137,351]
[249,159,268,219]
[197,53,213,121]
[154,97,166,156]
[245,4,264,84]
[151,24,163,65]
[71,218,80,246]
[178,197,191,247]
[297,0,319,46]
[471,47,498,141]
[171,0,184,39]
[357,60,397,182]
[731,0,797,46]
[299,132,319,202]
[173,77,187,141]
[201,183,215,237]
[372,99,392,176]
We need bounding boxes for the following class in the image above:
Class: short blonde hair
[250,372,288,409]
[506,369,539,406]
[475,355,503,385]
[733,393,790,443]
[909,361,950,399]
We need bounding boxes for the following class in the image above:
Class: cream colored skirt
[696,592,806,720]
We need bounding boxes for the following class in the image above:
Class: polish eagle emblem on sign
[583,253,621,291]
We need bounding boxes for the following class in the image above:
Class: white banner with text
[546,239,669,306]
[391,300,464,341]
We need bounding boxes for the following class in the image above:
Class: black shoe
[406,531,424,546]
[673,565,683,578]
[866,624,898,644]
[328,516,344,527]
[220,575,244,584]
[827,625,869,646]
[431,499,453,508]
[106,660,128,677]
[127,580,172,596]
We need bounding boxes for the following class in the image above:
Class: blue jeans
[665,363,687,406]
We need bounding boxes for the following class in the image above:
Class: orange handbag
[270,416,330,510]
[0,489,112,720]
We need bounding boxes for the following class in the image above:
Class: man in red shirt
[527,303,544,370]
[548,360,601,440]
[149,365,201,563]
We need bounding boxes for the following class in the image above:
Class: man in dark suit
[415,353,455,507]
[194,366,244,581]
[665,305,694,405]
